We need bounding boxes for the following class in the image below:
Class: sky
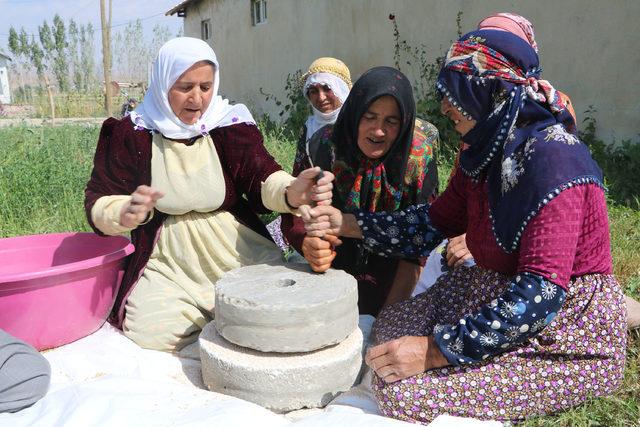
[0,0,184,55]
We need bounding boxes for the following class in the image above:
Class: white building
[0,52,11,104]
[166,0,640,142]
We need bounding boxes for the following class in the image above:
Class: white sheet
[0,318,502,427]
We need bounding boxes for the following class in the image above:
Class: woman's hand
[365,336,449,383]
[286,167,334,208]
[299,204,344,237]
[119,185,164,228]
[301,234,342,272]
[446,233,472,268]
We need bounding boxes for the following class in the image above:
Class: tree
[112,20,146,82]
[8,24,56,118]
[51,15,69,92]
[80,23,96,91]
[68,19,82,91]
[7,27,32,102]
[150,24,172,62]
[36,21,57,119]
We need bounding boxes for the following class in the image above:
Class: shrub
[581,106,640,209]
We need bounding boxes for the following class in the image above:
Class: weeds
[259,70,308,140]
[581,107,640,210]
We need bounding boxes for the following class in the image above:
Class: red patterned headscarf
[437,30,602,253]
[478,13,538,52]
[444,35,566,113]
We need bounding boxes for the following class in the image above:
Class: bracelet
[138,210,154,226]
[284,187,298,210]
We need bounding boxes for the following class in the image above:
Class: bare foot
[625,295,640,330]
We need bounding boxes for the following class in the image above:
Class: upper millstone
[214,263,358,352]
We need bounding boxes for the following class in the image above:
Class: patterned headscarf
[306,66,437,212]
[478,12,538,52]
[437,30,603,252]
[477,13,577,123]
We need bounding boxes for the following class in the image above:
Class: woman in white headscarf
[266,57,351,252]
[300,57,352,144]
[85,38,333,351]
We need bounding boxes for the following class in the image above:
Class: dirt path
[0,117,108,127]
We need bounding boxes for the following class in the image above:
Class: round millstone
[199,321,363,413]
[214,263,358,352]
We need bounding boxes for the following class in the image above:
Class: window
[201,19,211,40]
[251,0,267,26]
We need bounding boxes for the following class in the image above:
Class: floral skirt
[371,266,627,423]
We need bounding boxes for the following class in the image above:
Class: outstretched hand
[286,167,334,208]
[119,185,164,228]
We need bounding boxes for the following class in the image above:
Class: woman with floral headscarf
[476,13,640,329]
[414,12,577,295]
[84,38,333,352]
[301,30,626,422]
[282,66,439,315]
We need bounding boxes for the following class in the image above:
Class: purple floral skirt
[371,266,627,423]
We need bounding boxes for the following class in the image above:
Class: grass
[0,124,96,235]
[0,123,638,425]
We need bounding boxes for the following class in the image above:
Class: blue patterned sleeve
[354,204,445,259]
[433,272,566,366]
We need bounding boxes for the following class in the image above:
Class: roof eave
[165,0,199,17]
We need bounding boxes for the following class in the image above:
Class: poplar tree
[68,19,82,91]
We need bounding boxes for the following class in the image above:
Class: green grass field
[0,123,638,425]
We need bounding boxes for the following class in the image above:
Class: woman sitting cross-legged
[301,29,626,423]
[281,66,439,315]
[84,38,333,352]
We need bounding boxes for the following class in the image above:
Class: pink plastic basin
[0,232,134,350]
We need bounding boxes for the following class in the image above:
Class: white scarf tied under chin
[130,37,254,139]
[303,72,350,141]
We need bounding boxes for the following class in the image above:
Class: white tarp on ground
[0,318,502,427]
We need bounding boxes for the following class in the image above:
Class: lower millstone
[199,321,363,413]
[214,263,358,352]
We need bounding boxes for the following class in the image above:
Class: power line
[69,0,96,20]
[0,10,177,37]
[111,12,167,29]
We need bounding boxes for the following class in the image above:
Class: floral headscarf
[305,66,438,212]
[437,30,603,252]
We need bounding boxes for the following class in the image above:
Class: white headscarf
[302,72,350,141]
[130,37,254,139]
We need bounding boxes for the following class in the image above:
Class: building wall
[180,0,640,142]
[0,67,10,104]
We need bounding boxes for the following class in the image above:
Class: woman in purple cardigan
[84,37,333,352]
[302,30,626,422]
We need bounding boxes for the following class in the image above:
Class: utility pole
[100,0,112,117]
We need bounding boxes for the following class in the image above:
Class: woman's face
[168,61,215,125]
[308,84,342,113]
[440,97,477,136]
[357,95,401,160]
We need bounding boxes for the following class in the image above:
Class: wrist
[426,336,449,370]
[139,210,154,226]
[341,213,363,239]
[284,186,299,209]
